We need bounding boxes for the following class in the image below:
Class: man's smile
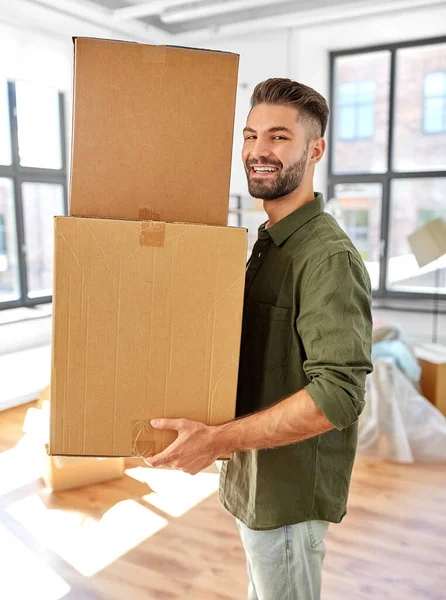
[249,164,281,177]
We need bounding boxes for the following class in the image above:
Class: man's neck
[263,186,316,228]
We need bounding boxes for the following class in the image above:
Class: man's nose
[250,138,273,160]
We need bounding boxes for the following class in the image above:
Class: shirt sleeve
[296,250,373,430]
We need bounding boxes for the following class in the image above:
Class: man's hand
[148,418,223,475]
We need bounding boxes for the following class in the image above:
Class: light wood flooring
[1,401,445,600]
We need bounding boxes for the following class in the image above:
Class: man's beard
[245,147,308,201]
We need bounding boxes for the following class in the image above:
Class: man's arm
[148,390,333,474]
[213,388,334,454]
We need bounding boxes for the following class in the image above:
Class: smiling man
[149,79,373,600]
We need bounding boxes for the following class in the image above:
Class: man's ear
[310,138,326,164]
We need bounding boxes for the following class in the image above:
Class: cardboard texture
[50,216,246,458]
[415,344,446,416]
[42,453,125,493]
[69,38,239,226]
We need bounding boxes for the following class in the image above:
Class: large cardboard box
[50,216,246,458]
[415,344,446,415]
[69,38,239,226]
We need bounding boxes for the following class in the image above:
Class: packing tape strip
[140,221,166,247]
[132,420,157,459]
[138,207,161,221]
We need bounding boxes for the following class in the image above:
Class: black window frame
[0,80,68,310]
[328,36,446,303]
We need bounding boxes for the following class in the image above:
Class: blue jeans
[236,519,329,600]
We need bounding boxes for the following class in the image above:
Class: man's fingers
[150,418,185,431]
[148,449,173,468]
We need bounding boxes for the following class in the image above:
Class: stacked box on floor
[49,38,246,459]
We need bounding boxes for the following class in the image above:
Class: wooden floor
[1,401,446,600]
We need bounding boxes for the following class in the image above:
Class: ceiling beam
[161,0,286,24]
[113,0,205,21]
[26,0,171,43]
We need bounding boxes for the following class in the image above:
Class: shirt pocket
[251,303,293,370]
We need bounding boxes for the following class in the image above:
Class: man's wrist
[211,421,240,457]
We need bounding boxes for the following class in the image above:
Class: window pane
[358,81,376,103]
[393,44,446,171]
[333,52,390,174]
[0,80,11,166]
[332,183,382,290]
[424,98,444,133]
[357,105,374,138]
[16,82,62,170]
[388,178,446,293]
[0,179,20,302]
[339,82,357,105]
[425,72,446,97]
[22,182,64,298]
[339,106,356,139]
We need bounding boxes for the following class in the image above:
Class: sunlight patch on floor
[6,495,168,577]
[127,466,220,517]
[0,523,71,600]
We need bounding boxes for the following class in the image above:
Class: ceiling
[84,0,351,35]
[1,0,444,44]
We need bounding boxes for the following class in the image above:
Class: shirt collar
[258,193,325,247]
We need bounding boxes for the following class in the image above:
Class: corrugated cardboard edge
[49,217,60,456]
[72,36,240,58]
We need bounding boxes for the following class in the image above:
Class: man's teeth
[253,167,277,172]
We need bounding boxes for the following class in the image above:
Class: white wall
[0,22,74,164]
[0,23,72,89]
[197,31,292,196]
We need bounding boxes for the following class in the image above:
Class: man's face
[242,103,310,201]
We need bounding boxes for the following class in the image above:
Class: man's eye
[244,136,256,140]
[273,136,287,140]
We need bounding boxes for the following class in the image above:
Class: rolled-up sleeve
[296,251,373,430]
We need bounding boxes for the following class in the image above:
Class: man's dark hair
[251,78,329,140]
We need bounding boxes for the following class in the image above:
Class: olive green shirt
[219,193,373,530]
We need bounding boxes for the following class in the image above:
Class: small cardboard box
[50,216,246,458]
[414,344,446,415]
[25,393,125,492]
[42,454,125,493]
[69,37,239,226]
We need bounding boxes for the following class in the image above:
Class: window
[332,183,382,290]
[424,72,446,134]
[338,81,375,141]
[329,39,446,300]
[332,51,390,175]
[0,80,67,309]
[0,179,19,302]
[0,81,11,166]
[393,43,446,172]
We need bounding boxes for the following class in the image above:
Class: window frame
[0,81,68,310]
[328,36,446,302]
